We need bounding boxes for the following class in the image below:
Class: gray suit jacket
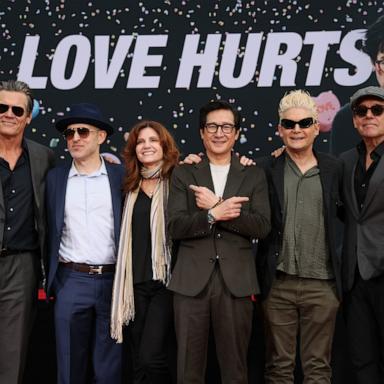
[0,139,55,284]
[167,155,271,297]
[341,147,384,291]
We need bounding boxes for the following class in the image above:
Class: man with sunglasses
[331,15,384,154]
[257,90,343,383]
[45,103,124,384]
[340,86,384,383]
[167,100,271,384]
[0,80,55,384]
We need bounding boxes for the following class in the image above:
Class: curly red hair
[122,120,180,192]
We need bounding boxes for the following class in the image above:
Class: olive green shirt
[277,156,334,279]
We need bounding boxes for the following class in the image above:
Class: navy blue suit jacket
[45,161,124,295]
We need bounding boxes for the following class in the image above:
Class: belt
[0,248,25,257]
[60,262,115,275]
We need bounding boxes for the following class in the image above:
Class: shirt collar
[356,140,384,161]
[69,156,108,178]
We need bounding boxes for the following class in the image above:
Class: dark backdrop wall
[1,1,382,383]
[1,1,383,161]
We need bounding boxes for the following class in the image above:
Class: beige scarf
[110,164,171,343]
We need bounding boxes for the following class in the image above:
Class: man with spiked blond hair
[257,90,343,383]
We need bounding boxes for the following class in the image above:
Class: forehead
[67,122,99,130]
[281,107,313,119]
[137,126,159,138]
[206,109,235,123]
[356,96,384,106]
[0,90,28,107]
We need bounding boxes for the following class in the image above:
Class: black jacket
[257,152,343,300]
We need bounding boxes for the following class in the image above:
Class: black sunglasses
[62,127,98,140]
[353,104,384,118]
[280,117,315,129]
[0,103,25,117]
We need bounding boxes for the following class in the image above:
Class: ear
[277,125,284,137]
[25,112,32,126]
[98,130,108,144]
[314,122,320,136]
[200,129,204,140]
[234,128,240,140]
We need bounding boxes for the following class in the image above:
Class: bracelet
[210,197,223,210]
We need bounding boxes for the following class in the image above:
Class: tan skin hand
[182,153,255,166]
[211,196,249,221]
[189,185,219,210]
[271,146,285,158]
[180,153,204,165]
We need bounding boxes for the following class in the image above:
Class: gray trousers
[0,251,38,384]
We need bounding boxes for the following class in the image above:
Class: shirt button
[11,189,15,194]
[361,183,366,188]
[216,233,222,239]
[9,208,14,212]
[6,226,11,231]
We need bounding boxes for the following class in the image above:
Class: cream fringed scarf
[110,164,172,343]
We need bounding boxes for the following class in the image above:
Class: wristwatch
[207,209,216,225]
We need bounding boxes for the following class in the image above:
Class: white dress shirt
[59,158,116,265]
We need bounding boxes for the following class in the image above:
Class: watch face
[207,210,216,224]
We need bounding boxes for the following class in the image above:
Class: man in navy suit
[46,103,124,384]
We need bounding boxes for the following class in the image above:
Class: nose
[72,130,81,141]
[365,108,375,118]
[292,123,301,132]
[215,126,225,136]
[4,107,14,118]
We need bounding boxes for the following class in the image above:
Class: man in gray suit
[341,86,384,383]
[167,100,271,384]
[0,80,55,384]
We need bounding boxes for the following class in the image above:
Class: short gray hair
[0,80,34,114]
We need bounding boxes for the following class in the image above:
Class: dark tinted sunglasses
[353,104,384,118]
[62,127,98,140]
[0,103,25,117]
[280,117,315,129]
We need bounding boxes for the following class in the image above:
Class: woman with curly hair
[111,120,179,384]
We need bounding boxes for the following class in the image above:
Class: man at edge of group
[340,86,384,384]
[0,79,55,384]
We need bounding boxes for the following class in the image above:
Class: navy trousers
[54,266,122,384]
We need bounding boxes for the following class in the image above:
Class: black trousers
[173,267,253,384]
[343,272,384,384]
[0,251,38,384]
[129,280,173,384]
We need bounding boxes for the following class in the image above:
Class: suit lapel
[222,156,246,199]
[105,163,123,246]
[342,149,360,218]
[316,153,333,204]
[26,139,43,209]
[270,156,285,211]
[360,155,384,216]
[55,166,70,236]
[191,157,215,192]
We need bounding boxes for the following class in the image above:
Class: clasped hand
[189,185,249,221]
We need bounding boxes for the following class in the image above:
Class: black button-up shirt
[354,140,384,211]
[0,140,38,251]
